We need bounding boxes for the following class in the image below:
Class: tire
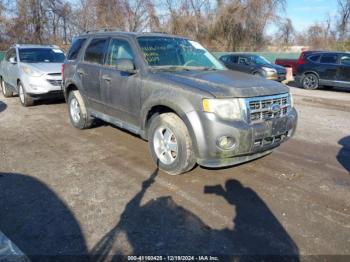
[1,77,14,98]
[68,90,93,129]
[148,113,196,175]
[18,81,34,106]
[302,73,319,90]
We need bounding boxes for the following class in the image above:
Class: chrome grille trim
[47,79,62,86]
[246,93,291,123]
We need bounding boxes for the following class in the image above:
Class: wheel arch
[141,101,201,158]
[302,71,320,79]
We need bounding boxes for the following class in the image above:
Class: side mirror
[9,57,17,64]
[116,59,137,74]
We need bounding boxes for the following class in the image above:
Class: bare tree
[337,0,350,40]
[276,18,295,46]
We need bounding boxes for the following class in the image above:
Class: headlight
[262,67,277,74]
[289,93,294,107]
[21,66,43,77]
[202,98,246,120]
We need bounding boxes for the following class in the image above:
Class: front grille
[247,94,290,123]
[253,131,289,149]
[47,79,62,86]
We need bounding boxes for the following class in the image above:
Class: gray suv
[0,44,65,106]
[63,31,298,175]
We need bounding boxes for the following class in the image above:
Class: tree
[276,18,295,46]
[337,0,350,40]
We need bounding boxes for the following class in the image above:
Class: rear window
[320,54,338,64]
[84,38,109,64]
[67,38,86,60]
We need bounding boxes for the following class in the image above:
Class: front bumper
[266,73,286,82]
[192,108,298,168]
[21,73,62,96]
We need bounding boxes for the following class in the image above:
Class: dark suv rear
[295,51,350,89]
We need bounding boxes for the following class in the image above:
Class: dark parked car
[63,30,297,175]
[295,51,350,89]
[219,53,287,81]
[275,50,323,75]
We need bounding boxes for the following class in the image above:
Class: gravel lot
[0,84,349,260]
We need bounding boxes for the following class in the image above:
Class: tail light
[297,53,306,65]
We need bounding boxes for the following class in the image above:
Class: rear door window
[84,38,109,64]
[238,56,249,65]
[320,54,338,64]
[67,38,86,60]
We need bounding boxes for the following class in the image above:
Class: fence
[213,52,300,63]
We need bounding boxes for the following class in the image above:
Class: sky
[267,0,339,34]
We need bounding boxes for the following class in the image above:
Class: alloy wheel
[303,75,318,89]
[153,126,178,165]
[70,97,81,123]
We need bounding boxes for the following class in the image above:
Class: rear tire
[148,113,196,175]
[302,73,319,90]
[68,90,93,129]
[1,78,14,98]
[18,81,34,106]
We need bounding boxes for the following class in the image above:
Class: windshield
[137,36,225,70]
[18,48,65,63]
[251,55,271,66]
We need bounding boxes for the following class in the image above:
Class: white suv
[0,44,65,106]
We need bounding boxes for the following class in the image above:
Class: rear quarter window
[67,38,86,60]
[308,55,320,63]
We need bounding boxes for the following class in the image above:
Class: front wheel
[302,73,319,90]
[18,82,34,107]
[1,78,13,98]
[148,113,196,175]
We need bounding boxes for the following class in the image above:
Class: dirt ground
[0,84,350,260]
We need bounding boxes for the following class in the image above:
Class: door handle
[102,75,111,82]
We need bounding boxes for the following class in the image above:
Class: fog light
[217,136,236,150]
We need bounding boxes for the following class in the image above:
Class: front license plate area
[271,117,288,136]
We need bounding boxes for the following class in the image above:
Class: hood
[154,69,289,98]
[22,63,62,74]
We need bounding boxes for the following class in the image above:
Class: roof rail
[83,28,124,34]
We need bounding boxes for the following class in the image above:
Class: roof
[76,29,188,39]
[13,44,60,49]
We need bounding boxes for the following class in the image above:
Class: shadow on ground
[91,170,299,260]
[337,136,350,174]
[0,100,7,113]
[0,173,88,261]
[0,171,300,260]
